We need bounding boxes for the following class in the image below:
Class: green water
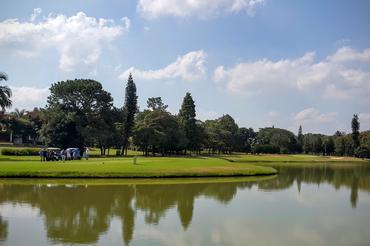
[1,163,370,245]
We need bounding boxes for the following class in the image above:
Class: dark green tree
[0,72,12,112]
[41,79,113,149]
[147,97,168,111]
[122,74,138,155]
[351,114,360,148]
[178,92,197,153]
[133,109,186,156]
[298,125,304,151]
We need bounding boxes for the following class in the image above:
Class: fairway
[0,155,277,178]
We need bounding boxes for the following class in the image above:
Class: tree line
[0,72,369,158]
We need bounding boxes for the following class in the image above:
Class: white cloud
[267,111,280,118]
[293,107,337,124]
[322,84,351,100]
[327,46,370,63]
[0,10,129,72]
[214,46,370,102]
[197,108,222,121]
[120,50,207,81]
[30,8,42,22]
[137,0,265,19]
[10,86,49,110]
[359,113,370,131]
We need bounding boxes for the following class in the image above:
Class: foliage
[256,127,299,153]
[122,74,138,155]
[252,144,280,154]
[41,79,114,149]
[0,72,12,111]
[1,148,40,156]
[352,114,360,148]
[133,108,187,156]
[178,92,199,152]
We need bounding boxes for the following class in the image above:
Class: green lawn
[0,155,277,178]
[1,152,369,178]
[225,153,368,163]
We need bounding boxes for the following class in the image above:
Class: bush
[354,147,370,159]
[1,148,40,156]
[252,144,280,154]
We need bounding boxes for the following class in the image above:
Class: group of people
[39,147,90,162]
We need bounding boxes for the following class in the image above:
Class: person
[42,149,48,162]
[66,148,71,160]
[61,149,66,161]
[39,149,44,162]
[83,147,89,160]
[73,148,79,160]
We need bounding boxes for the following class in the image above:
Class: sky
[0,0,370,135]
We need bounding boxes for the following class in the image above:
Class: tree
[257,127,299,154]
[235,127,256,153]
[11,108,26,119]
[122,74,138,155]
[147,97,168,111]
[133,109,186,156]
[0,72,12,112]
[178,92,198,153]
[298,125,304,151]
[41,79,113,149]
[351,114,360,148]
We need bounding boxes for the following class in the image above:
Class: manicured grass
[0,175,276,185]
[225,154,368,163]
[0,155,277,178]
[0,153,368,178]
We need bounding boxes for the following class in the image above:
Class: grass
[0,151,368,178]
[224,153,368,163]
[0,155,277,178]
[0,175,276,185]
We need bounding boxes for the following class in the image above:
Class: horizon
[1,0,370,135]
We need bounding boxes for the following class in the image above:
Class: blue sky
[1,0,370,134]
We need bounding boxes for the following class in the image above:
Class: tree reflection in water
[0,163,369,245]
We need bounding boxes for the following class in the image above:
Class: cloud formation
[120,50,207,81]
[293,107,337,124]
[0,9,129,72]
[10,86,49,110]
[213,46,370,102]
[137,0,265,19]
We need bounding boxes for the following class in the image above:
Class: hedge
[1,148,40,156]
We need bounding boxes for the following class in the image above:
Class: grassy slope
[0,152,368,178]
[0,155,276,178]
[225,154,368,163]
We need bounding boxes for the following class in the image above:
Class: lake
[1,163,370,245]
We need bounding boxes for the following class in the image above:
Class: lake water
[1,163,370,246]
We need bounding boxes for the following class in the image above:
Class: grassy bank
[0,153,368,178]
[225,154,368,163]
[0,155,277,178]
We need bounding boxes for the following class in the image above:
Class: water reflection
[0,163,369,245]
[0,181,247,245]
[255,164,370,208]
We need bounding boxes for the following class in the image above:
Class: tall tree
[298,125,304,151]
[351,114,360,148]
[0,72,12,112]
[178,92,197,153]
[122,74,138,155]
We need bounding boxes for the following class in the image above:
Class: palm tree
[0,72,12,112]
[11,108,26,119]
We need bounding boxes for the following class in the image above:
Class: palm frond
[0,72,8,81]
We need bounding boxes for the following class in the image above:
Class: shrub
[354,147,370,159]
[1,148,40,156]
[252,144,280,154]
